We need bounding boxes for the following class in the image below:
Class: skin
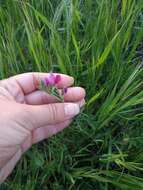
[0,73,85,183]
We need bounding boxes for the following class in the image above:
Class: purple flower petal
[45,78,49,86]
[44,73,62,87]
[64,87,68,94]
[55,75,61,84]
[62,87,68,95]
[48,73,56,85]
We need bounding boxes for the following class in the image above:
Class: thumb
[24,102,80,129]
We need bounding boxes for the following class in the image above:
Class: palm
[0,72,78,149]
[0,73,85,182]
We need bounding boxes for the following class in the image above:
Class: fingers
[21,120,72,152]
[32,120,72,144]
[24,100,85,129]
[10,72,74,95]
[25,87,86,105]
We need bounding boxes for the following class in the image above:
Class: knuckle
[48,104,64,123]
[0,79,25,103]
[48,104,57,122]
[20,106,35,131]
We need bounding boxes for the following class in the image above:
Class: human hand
[0,73,85,182]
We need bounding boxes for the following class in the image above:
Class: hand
[0,73,85,182]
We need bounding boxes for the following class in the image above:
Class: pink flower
[45,73,61,86]
[62,87,68,95]
[45,78,49,86]
[39,72,68,102]
[55,75,61,84]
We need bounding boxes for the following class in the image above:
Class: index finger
[11,72,74,95]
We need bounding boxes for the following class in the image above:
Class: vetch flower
[38,72,67,102]
[55,74,61,84]
[45,72,61,86]
[62,87,68,95]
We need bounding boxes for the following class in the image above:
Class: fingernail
[79,99,85,108]
[70,76,74,82]
[65,103,80,117]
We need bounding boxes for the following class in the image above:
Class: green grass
[1,0,143,189]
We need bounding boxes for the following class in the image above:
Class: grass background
[1,0,143,189]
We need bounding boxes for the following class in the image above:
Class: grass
[1,0,143,189]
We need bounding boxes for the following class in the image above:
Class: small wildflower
[62,87,68,95]
[45,78,49,86]
[45,72,61,86]
[38,72,67,102]
[55,75,61,84]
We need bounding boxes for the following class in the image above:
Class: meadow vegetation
[1,0,143,189]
